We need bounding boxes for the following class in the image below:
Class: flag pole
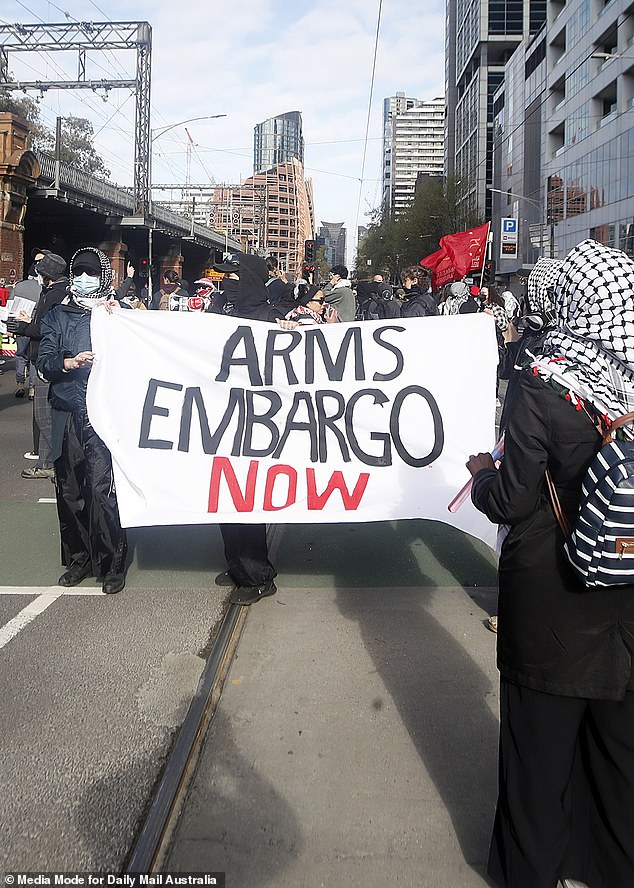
[479,221,492,289]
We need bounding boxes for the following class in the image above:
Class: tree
[0,92,50,150]
[56,115,110,178]
[0,91,110,178]
[355,175,483,282]
[316,244,329,283]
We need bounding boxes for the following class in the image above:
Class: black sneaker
[229,580,277,606]
[215,570,234,587]
[58,562,92,587]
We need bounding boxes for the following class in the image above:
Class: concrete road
[0,355,500,880]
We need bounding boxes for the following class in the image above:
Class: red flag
[439,222,489,278]
[420,247,457,290]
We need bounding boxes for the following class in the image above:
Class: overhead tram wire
[354,0,383,252]
[9,0,139,141]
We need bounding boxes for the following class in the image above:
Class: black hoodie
[216,253,286,322]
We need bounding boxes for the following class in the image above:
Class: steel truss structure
[0,21,152,216]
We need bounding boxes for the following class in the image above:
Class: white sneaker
[24,451,39,460]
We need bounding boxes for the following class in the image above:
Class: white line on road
[0,586,103,596]
[0,591,63,650]
[0,586,104,651]
[38,498,57,504]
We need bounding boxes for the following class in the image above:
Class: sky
[0,0,446,265]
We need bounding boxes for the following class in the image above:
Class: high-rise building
[382,93,445,217]
[489,0,634,275]
[445,0,547,220]
[206,158,314,274]
[254,111,304,175]
[319,221,347,268]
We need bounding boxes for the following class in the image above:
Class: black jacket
[400,286,438,318]
[472,370,634,699]
[36,302,93,461]
[12,278,69,362]
[216,254,286,322]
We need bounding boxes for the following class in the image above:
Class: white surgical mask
[72,272,101,295]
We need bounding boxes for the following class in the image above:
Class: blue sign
[502,218,518,234]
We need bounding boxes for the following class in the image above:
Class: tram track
[124,525,285,874]
[124,600,248,873]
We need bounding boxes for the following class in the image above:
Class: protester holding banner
[212,251,282,605]
[37,247,127,596]
[466,238,634,888]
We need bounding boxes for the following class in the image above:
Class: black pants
[220,523,276,588]
[489,680,634,888]
[54,410,127,579]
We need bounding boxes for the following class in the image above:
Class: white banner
[87,310,499,547]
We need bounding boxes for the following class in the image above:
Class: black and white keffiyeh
[532,239,634,424]
[69,246,115,310]
[440,281,469,315]
[485,302,509,332]
[527,257,562,313]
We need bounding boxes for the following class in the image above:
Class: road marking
[0,591,63,650]
[0,586,104,651]
[0,586,103,596]
[38,498,57,504]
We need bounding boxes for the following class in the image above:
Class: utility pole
[0,21,152,217]
[54,116,62,191]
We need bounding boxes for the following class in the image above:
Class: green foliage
[0,92,51,150]
[0,93,110,178]
[57,115,110,178]
[316,244,329,282]
[355,175,483,283]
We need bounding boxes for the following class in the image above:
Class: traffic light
[139,257,149,278]
[304,239,315,262]
[303,263,317,277]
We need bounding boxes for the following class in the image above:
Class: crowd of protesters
[2,235,634,886]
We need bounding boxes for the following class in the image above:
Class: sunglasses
[310,296,325,304]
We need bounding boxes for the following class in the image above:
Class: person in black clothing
[37,247,127,595]
[466,239,634,888]
[8,252,69,480]
[498,257,561,432]
[264,256,290,308]
[458,285,481,314]
[213,252,285,606]
[399,267,437,318]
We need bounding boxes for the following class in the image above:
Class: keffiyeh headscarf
[441,281,469,315]
[485,302,509,332]
[527,257,562,313]
[69,247,115,310]
[532,239,634,425]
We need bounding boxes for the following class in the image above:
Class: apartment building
[490,0,634,274]
[445,0,547,220]
[382,93,445,217]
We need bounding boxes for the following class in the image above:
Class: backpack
[548,411,634,587]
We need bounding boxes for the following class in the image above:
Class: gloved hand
[5,317,19,333]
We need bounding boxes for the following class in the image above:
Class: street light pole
[147,113,226,306]
[487,187,550,260]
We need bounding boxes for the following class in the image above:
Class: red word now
[208,457,370,513]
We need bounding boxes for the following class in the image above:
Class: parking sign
[500,217,518,259]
